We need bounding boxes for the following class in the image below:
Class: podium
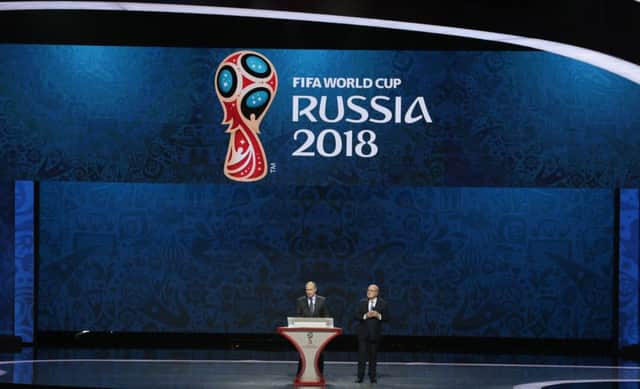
[278,317,342,386]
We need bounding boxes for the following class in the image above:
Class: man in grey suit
[355,284,388,384]
[295,281,330,374]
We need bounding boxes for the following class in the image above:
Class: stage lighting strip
[4,359,640,369]
[0,1,638,85]
[0,359,640,388]
[514,379,640,388]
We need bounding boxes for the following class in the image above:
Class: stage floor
[1,349,639,388]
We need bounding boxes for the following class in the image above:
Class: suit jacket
[296,295,330,317]
[354,297,388,341]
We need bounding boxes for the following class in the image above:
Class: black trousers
[357,337,379,379]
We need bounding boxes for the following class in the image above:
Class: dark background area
[0,0,637,63]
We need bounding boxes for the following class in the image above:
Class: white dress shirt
[364,298,381,320]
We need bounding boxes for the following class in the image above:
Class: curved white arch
[514,379,640,389]
[0,1,639,85]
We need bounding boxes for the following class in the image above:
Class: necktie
[309,298,314,313]
[368,300,373,312]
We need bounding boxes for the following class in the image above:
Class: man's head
[367,284,379,300]
[305,281,317,298]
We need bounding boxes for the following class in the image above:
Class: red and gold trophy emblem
[214,50,278,182]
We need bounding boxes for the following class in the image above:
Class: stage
[1,349,639,388]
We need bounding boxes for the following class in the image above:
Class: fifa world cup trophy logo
[214,51,278,182]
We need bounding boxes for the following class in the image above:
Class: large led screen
[38,182,614,338]
[0,45,639,187]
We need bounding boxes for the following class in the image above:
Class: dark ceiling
[163,0,640,63]
[0,0,638,63]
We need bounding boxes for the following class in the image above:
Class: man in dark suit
[295,281,330,374]
[296,281,330,318]
[355,284,388,384]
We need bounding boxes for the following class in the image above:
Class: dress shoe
[370,377,377,383]
[355,378,363,383]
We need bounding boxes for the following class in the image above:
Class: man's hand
[367,310,380,319]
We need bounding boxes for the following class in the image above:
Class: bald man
[354,284,388,384]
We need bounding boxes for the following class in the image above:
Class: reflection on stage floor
[1,349,640,388]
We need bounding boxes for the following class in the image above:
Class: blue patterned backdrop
[0,44,631,341]
[0,182,15,335]
[38,182,614,338]
[0,45,638,187]
[13,181,34,343]
[620,189,640,347]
